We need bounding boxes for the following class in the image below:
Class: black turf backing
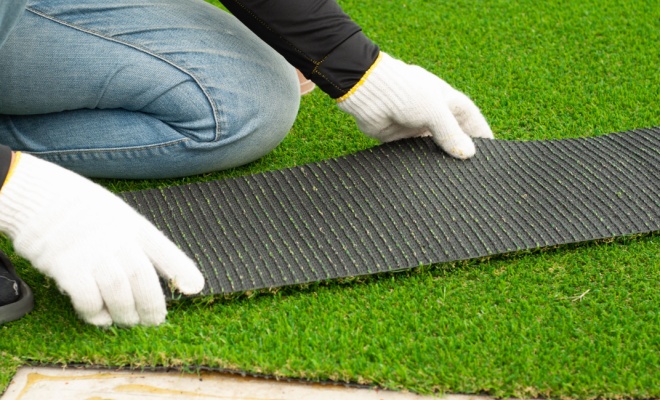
[120,128,660,297]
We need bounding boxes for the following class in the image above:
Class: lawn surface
[1,0,659,398]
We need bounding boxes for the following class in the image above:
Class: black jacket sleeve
[0,145,12,191]
[218,0,380,98]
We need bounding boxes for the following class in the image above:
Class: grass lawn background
[1,0,658,398]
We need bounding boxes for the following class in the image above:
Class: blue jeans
[0,0,300,178]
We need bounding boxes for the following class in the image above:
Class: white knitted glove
[337,52,493,159]
[0,153,205,327]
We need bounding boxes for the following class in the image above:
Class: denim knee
[184,51,301,170]
[0,0,301,179]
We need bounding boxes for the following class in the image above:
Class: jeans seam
[26,137,189,156]
[25,6,223,143]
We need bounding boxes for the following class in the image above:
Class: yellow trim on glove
[2,152,22,191]
[336,52,383,103]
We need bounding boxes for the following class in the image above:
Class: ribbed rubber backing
[121,128,659,297]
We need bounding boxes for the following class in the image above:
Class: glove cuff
[336,52,411,123]
[336,52,385,103]
[0,154,73,240]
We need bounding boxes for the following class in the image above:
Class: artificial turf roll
[120,127,659,297]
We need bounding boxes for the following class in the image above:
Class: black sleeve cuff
[311,31,380,98]
[0,145,13,191]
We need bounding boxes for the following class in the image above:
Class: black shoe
[0,251,34,324]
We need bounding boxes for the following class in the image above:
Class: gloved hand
[337,52,494,159]
[0,153,205,327]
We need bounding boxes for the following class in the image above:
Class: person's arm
[0,150,205,327]
[219,0,379,99]
[220,0,494,159]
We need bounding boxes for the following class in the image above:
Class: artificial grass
[1,0,659,398]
